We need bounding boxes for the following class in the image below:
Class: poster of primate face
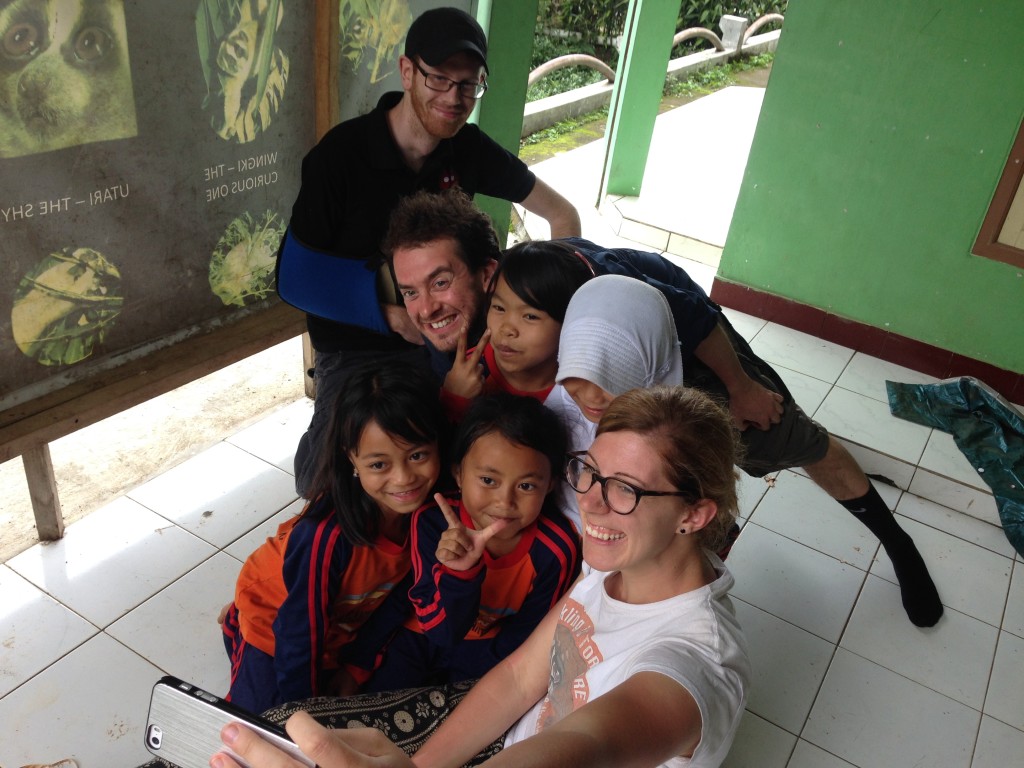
[0,0,315,407]
[0,0,139,159]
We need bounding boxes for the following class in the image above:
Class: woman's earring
[352,468,359,477]
[678,527,686,535]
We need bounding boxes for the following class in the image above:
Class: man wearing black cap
[280,7,580,497]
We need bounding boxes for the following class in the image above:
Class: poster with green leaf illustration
[0,0,315,410]
[336,0,474,122]
[197,0,290,143]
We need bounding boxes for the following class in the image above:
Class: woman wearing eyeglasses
[210,384,749,768]
[478,384,749,767]
[207,277,749,768]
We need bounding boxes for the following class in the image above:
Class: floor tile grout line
[1,540,231,705]
[890,508,1016,562]
[968,573,1017,765]
[788,739,857,768]
[793,640,850,757]
[835,628,996,713]
[780,735,799,768]
[788,635,998,766]
[980,708,1024,737]
[734,508,1017,632]
[0,606,102,702]
[906,458,994,499]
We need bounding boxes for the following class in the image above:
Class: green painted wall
[721,1,1024,373]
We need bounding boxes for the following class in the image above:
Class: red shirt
[441,343,554,421]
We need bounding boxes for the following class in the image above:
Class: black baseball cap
[404,7,489,73]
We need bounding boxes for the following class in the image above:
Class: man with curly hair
[280,7,579,497]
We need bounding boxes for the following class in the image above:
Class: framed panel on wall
[0,0,318,411]
[974,116,1024,269]
[0,0,480,416]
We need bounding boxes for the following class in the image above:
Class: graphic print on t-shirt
[536,598,603,732]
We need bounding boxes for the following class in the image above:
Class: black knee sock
[838,484,943,627]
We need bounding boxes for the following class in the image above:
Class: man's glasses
[564,453,697,515]
[414,61,488,100]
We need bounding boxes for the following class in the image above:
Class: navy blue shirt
[564,237,722,359]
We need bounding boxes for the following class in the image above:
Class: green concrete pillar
[472,0,540,241]
[600,0,680,200]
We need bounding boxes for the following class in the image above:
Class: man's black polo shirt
[287,92,536,353]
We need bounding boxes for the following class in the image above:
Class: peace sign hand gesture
[434,492,509,571]
[442,326,490,400]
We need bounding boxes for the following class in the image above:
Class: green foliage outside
[677,0,787,31]
[663,50,772,98]
[521,51,773,151]
[528,0,785,102]
[527,34,613,102]
[521,107,608,149]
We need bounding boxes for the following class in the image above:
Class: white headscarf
[556,274,684,392]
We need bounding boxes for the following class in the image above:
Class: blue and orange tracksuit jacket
[230,495,413,702]
[344,497,581,687]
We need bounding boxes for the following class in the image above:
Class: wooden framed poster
[0,0,318,417]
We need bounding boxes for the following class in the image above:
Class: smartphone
[145,675,316,768]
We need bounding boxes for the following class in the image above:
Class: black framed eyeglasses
[564,453,696,515]
[414,60,488,100]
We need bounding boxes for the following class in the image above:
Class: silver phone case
[145,676,315,768]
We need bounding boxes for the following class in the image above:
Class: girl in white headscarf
[544,274,684,532]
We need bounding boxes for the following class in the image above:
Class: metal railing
[743,13,784,42]
[528,54,616,87]
[671,27,726,53]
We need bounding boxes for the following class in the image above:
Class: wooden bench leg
[302,331,316,400]
[23,443,64,540]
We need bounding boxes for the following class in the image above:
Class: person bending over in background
[385,190,942,627]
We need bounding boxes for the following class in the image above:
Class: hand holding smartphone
[145,676,316,768]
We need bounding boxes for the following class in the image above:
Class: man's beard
[409,89,468,140]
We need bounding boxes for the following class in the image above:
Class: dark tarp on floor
[886,377,1024,557]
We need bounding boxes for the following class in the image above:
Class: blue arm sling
[276,230,390,335]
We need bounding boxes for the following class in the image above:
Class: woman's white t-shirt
[504,560,750,768]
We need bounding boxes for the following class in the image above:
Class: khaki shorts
[684,317,830,477]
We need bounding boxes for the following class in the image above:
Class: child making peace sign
[344,393,581,690]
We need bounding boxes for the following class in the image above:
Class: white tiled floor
[4,86,1024,767]
[0,402,312,767]
[4,309,1021,767]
